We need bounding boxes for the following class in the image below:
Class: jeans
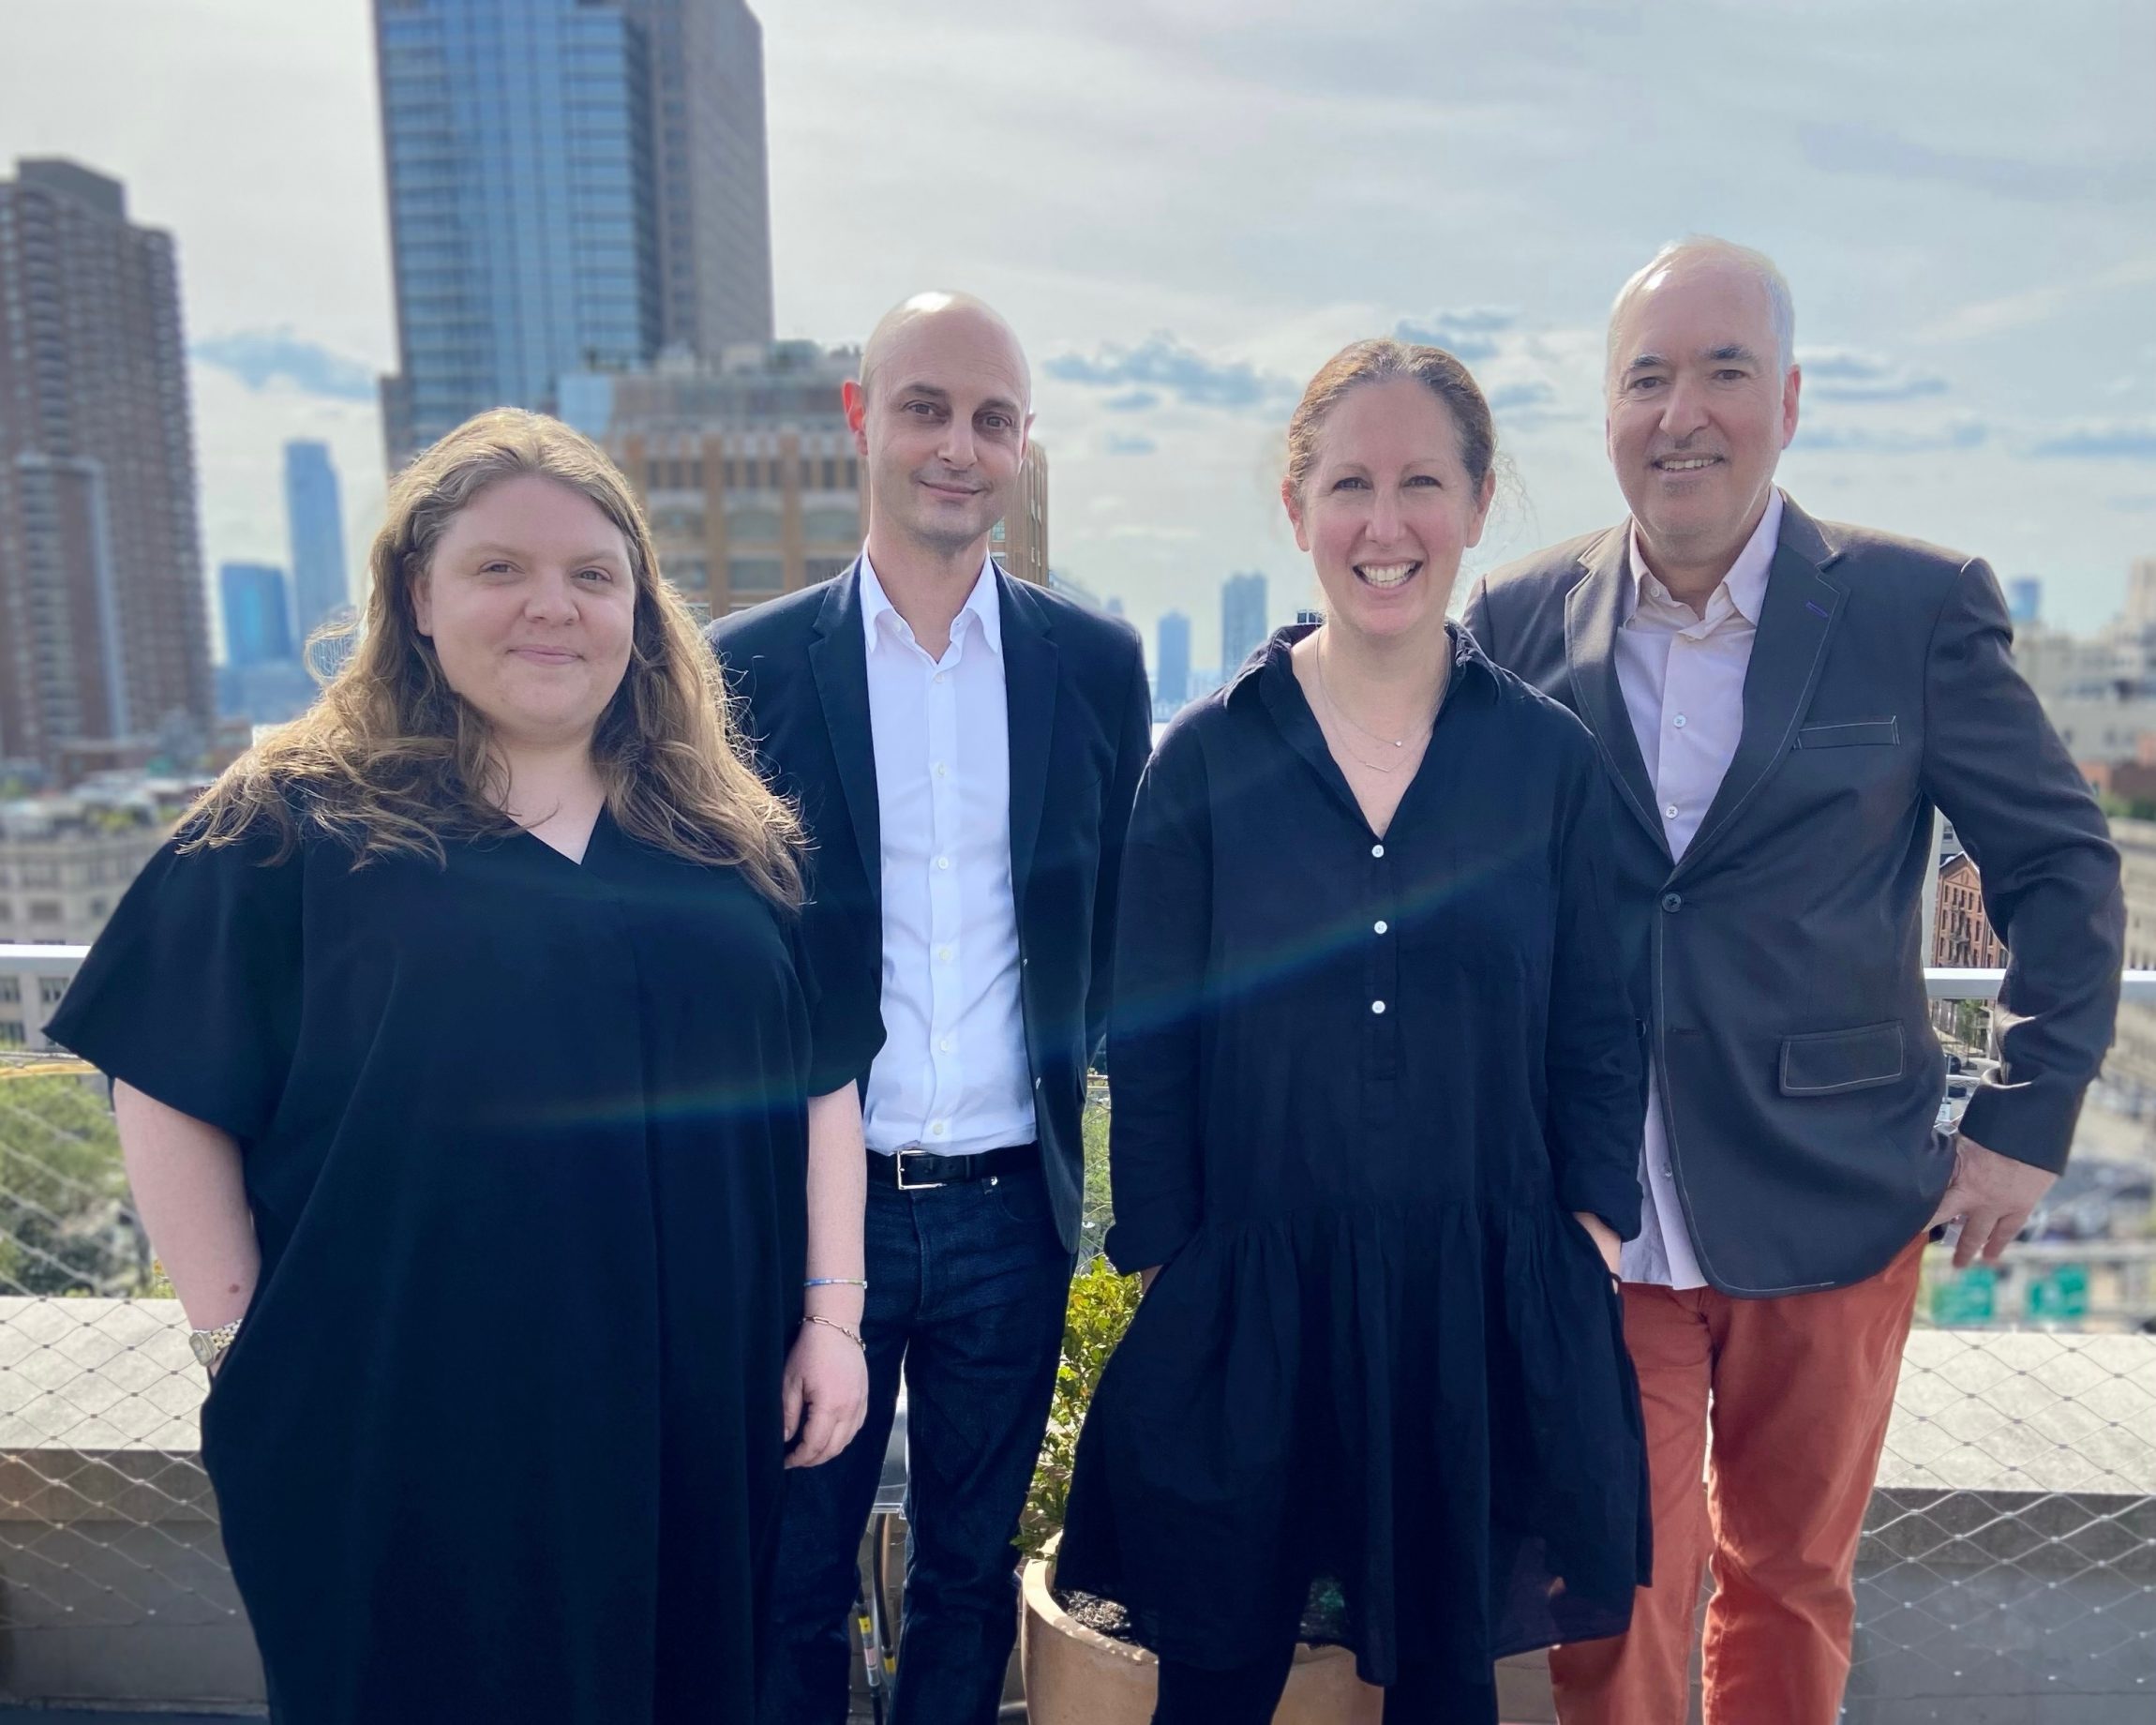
[756,1162,1073,1725]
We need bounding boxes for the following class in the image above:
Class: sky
[1,0,2152,670]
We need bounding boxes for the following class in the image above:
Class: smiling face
[411,472,637,751]
[845,297,1031,564]
[1606,255,1802,578]
[1284,375,1494,643]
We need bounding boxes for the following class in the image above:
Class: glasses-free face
[1284,376,1493,643]
[844,306,1031,562]
[412,473,637,751]
[1606,259,1801,578]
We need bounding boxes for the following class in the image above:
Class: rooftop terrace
[0,952,2148,1721]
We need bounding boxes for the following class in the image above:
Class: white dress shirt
[859,552,1037,1158]
[1611,490,1784,1287]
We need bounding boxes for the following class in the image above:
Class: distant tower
[284,441,349,646]
[0,158,214,772]
[1221,570,1268,674]
[373,0,665,465]
[2130,559,2156,630]
[629,0,774,356]
[1156,611,1191,711]
[2006,577,2042,626]
[219,563,296,668]
[372,0,776,469]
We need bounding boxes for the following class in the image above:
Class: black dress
[1055,625,1651,1689]
[47,801,871,1724]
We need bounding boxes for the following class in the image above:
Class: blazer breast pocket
[1795,717,1899,749]
[1779,1022,1906,1097]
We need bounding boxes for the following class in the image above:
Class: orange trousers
[1550,1235,1925,1725]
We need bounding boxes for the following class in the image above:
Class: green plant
[0,1070,141,1294]
[1020,1252,1142,1558]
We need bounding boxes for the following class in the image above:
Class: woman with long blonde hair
[49,410,878,1723]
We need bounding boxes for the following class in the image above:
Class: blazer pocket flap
[1780,1022,1906,1096]
[1796,717,1899,748]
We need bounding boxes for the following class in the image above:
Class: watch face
[189,1332,218,1367]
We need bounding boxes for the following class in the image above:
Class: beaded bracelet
[803,1277,868,1290]
[802,1313,865,1350]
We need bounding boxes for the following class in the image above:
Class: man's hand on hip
[1928,1135,2058,1268]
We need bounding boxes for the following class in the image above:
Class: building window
[0,978,16,1004]
[728,506,782,545]
[37,976,67,1007]
[0,1021,23,1048]
[728,558,786,593]
[27,901,61,923]
[802,506,860,545]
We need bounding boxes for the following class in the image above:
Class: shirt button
[1672,714,1687,728]
[1660,1162,1674,1178]
[929,1120,948,1137]
[935,855,951,870]
[1663,803,1679,819]
[934,672,948,684]
[934,762,949,778]
[938,1035,955,1052]
[1373,920,1388,935]
[936,945,953,963]
[1370,844,1385,858]
[1661,892,1684,912]
[1370,999,1386,1015]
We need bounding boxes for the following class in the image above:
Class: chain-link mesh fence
[0,1042,247,1698]
[0,972,2152,1714]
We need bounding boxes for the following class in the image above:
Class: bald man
[1465,239,2121,1722]
[711,293,1151,1725]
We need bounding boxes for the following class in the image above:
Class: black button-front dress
[1056,624,1651,1690]
[47,800,872,1724]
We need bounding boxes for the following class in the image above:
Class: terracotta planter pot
[1020,1547,1381,1725]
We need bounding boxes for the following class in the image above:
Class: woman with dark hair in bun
[1057,340,1650,1722]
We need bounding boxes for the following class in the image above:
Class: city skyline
[0,2,2150,672]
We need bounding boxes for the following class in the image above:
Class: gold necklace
[1313,642,1434,773]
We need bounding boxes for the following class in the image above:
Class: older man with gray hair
[1465,237,2123,1722]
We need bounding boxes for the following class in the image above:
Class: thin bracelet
[802,1312,865,1350]
[803,1277,868,1289]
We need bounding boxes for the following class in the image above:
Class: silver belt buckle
[895,1146,946,1192]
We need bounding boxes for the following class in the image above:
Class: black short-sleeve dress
[1056,625,1651,1690]
[46,799,873,1725]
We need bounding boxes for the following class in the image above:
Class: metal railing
[0,948,2152,1716]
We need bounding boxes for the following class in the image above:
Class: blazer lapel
[1675,502,1849,878]
[1564,526,1670,860]
[998,568,1058,899]
[806,562,882,904]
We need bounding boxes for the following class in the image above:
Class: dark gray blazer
[1463,495,2124,1296]
[709,561,1152,1255]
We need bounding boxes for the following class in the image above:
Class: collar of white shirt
[1624,488,1785,629]
[858,548,1004,661]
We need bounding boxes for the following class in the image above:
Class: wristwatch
[188,1319,243,1374]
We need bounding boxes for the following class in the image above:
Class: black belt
[870,1142,1038,1192]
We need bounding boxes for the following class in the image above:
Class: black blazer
[1464,495,2124,1297]
[709,561,1152,1253]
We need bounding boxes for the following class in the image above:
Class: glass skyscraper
[374,0,664,466]
[1156,610,1191,712]
[1221,570,1268,677]
[218,563,295,668]
[283,441,348,648]
[373,1,774,471]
